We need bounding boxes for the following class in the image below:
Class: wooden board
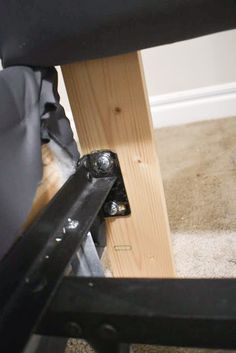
[24,145,62,230]
[62,52,175,277]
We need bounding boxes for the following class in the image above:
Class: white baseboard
[150,82,236,128]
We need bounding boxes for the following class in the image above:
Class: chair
[0,1,236,352]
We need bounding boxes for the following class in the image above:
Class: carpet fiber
[66,116,236,353]
[157,117,236,278]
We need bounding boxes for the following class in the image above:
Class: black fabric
[39,67,79,160]
[0,0,236,67]
[0,66,79,261]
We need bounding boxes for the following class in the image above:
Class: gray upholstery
[0,67,79,261]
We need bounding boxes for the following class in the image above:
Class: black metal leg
[34,337,68,353]
[23,335,67,353]
[38,277,236,350]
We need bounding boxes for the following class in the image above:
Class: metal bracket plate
[83,150,131,217]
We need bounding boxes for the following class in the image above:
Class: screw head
[104,201,126,216]
[98,324,118,341]
[66,322,82,337]
[104,201,119,216]
[92,152,113,174]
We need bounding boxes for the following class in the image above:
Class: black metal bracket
[84,150,131,217]
[38,277,236,352]
[84,150,131,257]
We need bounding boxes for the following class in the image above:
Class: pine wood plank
[24,145,62,229]
[62,52,175,277]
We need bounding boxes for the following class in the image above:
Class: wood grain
[62,52,175,277]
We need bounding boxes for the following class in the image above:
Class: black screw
[32,277,47,293]
[98,324,118,341]
[25,272,47,293]
[66,322,82,337]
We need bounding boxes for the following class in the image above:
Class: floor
[157,116,236,278]
[66,116,236,353]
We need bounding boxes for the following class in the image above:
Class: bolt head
[98,324,117,341]
[104,201,119,216]
[104,201,127,216]
[92,152,113,174]
[66,322,82,337]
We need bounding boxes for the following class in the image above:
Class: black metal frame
[38,277,236,352]
[0,151,236,353]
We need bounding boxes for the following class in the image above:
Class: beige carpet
[157,117,236,278]
[66,116,236,353]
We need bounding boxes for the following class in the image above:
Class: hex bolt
[105,201,119,216]
[66,322,82,337]
[92,152,114,174]
[104,201,126,216]
[98,324,118,341]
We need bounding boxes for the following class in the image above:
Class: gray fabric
[0,66,79,261]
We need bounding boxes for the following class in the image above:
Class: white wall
[141,30,236,96]
[141,30,236,127]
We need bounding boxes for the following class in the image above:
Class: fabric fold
[0,66,79,261]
